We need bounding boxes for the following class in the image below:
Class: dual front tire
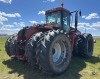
[5,34,17,57]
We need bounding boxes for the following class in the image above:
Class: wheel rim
[52,41,67,65]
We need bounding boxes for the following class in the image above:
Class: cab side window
[63,12,70,32]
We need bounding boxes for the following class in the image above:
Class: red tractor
[5,3,94,75]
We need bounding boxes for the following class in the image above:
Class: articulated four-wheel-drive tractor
[5,3,94,75]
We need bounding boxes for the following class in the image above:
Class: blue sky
[0,0,100,36]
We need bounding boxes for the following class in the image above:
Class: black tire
[9,34,17,56]
[5,34,17,56]
[5,35,13,56]
[78,33,94,58]
[38,30,72,75]
[72,35,80,55]
[25,32,43,67]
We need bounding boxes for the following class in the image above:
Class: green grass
[0,37,100,79]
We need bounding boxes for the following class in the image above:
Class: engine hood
[24,25,52,42]
[17,23,58,42]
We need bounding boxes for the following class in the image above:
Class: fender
[69,27,81,50]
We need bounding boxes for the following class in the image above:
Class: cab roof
[45,7,71,15]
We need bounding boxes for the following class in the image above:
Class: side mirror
[79,10,81,16]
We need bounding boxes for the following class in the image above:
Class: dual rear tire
[73,33,94,58]
[25,30,72,75]
[78,33,94,58]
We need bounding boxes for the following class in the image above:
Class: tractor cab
[45,7,71,32]
[45,2,81,32]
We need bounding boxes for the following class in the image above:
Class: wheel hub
[52,41,67,65]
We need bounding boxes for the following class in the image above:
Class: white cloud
[43,0,55,2]
[82,13,99,20]
[13,22,25,27]
[0,11,21,25]
[0,28,20,35]
[78,22,90,27]
[0,15,8,24]
[41,21,45,24]
[47,0,55,2]
[2,24,14,29]
[0,22,26,35]
[77,22,100,30]
[91,22,100,29]
[0,21,26,35]
[0,21,3,25]
[0,11,21,17]
[0,24,18,35]
[78,23,91,30]
[0,15,8,22]
[29,21,38,24]
[38,11,45,15]
[0,0,12,4]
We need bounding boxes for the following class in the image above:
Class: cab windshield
[46,11,70,32]
[46,11,61,27]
